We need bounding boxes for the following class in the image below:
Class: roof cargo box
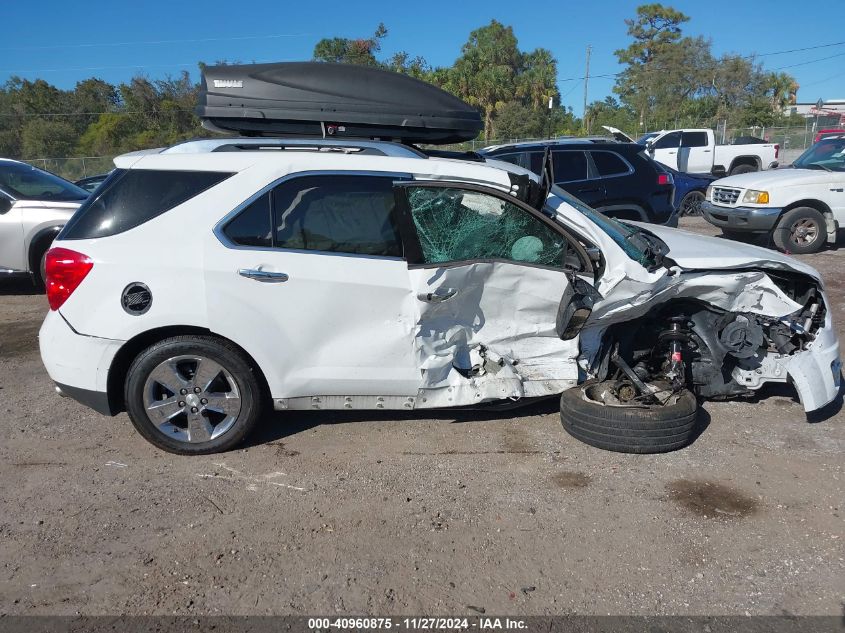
[196,62,483,144]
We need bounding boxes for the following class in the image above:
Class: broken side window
[406,186,582,270]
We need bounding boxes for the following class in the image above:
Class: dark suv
[480,141,677,226]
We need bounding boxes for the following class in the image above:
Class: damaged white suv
[39,138,840,454]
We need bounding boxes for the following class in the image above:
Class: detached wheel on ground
[560,381,699,454]
[772,207,826,254]
[125,335,263,454]
[729,164,757,175]
[678,190,705,216]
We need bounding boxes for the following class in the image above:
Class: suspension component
[657,315,692,387]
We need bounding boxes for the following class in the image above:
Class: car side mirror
[0,197,11,214]
[645,141,655,155]
[555,277,598,341]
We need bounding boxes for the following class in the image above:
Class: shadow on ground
[0,278,41,296]
[246,396,561,448]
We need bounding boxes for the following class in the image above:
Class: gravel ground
[0,217,842,616]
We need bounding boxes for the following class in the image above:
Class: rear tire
[772,207,826,254]
[560,382,700,454]
[679,191,705,216]
[125,335,263,454]
[32,248,48,290]
[729,164,756,175]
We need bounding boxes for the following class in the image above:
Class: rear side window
[591,151,631,177]
[223,192,272,247]
[60,169,232,239]
[681,132,708,148]
[272,175,402,257]
[552,151,588,183]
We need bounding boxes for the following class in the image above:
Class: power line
[772,51,845,70]
[557,39,845,84]
[0,33,310,52]
[757,40,845,57]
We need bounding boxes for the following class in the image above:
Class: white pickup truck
[701,134,845,254]
[604,126,779,176]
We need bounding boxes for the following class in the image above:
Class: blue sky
[2,0,843,114]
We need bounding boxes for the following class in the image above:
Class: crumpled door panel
[409,262,580,408]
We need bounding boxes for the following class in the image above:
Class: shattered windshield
[547,184,661,268]
[793,138,845,172]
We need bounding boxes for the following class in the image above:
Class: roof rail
[160,137,428,158]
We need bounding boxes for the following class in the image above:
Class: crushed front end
[584,269,841,413]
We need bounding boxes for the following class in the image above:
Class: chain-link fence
[20,156,116,182]
[19,117,843,180]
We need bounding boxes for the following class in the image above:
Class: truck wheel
[560,382,700,454]
[772,207,826,254]
[124,335,264,454]
[729,164,757,175]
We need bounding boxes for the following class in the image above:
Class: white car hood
[633,223,821,280]
[713,168,842,189]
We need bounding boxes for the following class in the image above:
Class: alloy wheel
[142,355,241,443]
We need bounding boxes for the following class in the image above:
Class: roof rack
[160,137,427,158]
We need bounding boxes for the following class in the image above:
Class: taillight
[657,173,673,186]
[45,247,93,311]
[774,144,779,159]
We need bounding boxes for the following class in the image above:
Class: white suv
[0,159,88,285]
[39,138,841,454]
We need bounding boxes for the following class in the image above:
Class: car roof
[113,139,525,192]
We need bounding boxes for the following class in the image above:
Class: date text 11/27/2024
[307,617,528,630]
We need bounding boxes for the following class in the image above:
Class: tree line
[0,3,804,171]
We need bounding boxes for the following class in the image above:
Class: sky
[2,0,843,115]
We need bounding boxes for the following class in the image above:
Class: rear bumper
[39,310,124,416]
[55,382,114,416]
[702,201,782,232]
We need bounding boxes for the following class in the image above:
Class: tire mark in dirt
[551,471,592,488]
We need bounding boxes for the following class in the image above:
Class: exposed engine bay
[587,270,828,406]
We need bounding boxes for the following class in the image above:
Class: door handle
[417,288,458,303]
[238,268,289,283]
[577,187,602,194]
[703,149,712,152]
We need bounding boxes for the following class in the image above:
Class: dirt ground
[0,217,842,616]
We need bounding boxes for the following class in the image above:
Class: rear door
[679,131,712,173]
[205,173,421,402]
[394,182,592,407]
[650,131,682,170]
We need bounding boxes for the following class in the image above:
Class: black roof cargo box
[196,62,482,144]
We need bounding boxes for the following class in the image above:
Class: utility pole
[582,45,592,127]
